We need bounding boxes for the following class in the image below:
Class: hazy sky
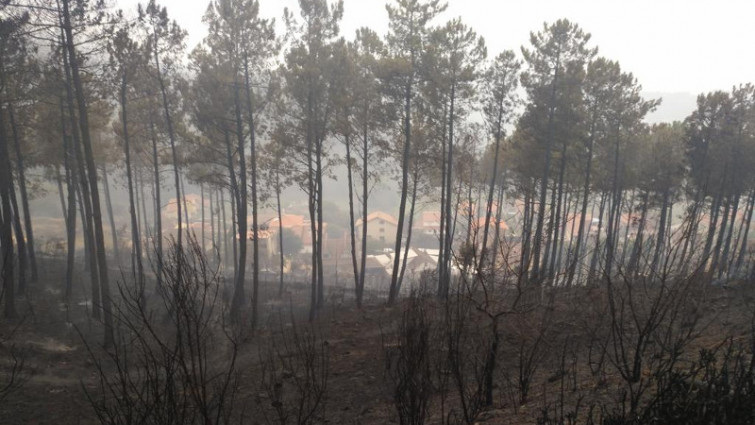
[120,0,754,113]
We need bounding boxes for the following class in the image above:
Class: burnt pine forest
[0,0,755,424]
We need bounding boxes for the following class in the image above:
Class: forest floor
[0,258,402,425]
[0,258,753,425]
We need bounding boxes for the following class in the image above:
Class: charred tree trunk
[151,32,182,257]
[524,187,536,271]
[547,142,568,282]
[221,188,230,271]
[101,164,120,265]
[243,57,260,329]
[734,190,755,275]
[149,119,163,288]
[8,107,36,281]
[345,134,360,306]
[438,102,448,298]
[316,137,325,309]
[620,191,637,269]
[9,172,26,295]
[398,167,420,292]
[627,191,649,277]
[532,50,561,283]
[442,84,457,298]
[120,72,145,303]
[62,0,114,346]
[650,189,671,277]
[200,183,205,249]
[275,170,285,298]
[209,187,215,256]
[702,192,722,269]
[60,26,100,321]
[138,171,151,269]
[388,58,414,304]
[710,196,731,277]
[56,165,67,224]
[0,105,16,319]
[306,92,318,322]
[717,193,740,279]
[358,115,370,306]
[479,101,504,273]
[483,319,500,406]
[230,83,248,321]
[490,176,506,283]
[566,127,595,286]
[588,193,607,283]
[604,125,623,280]
[60,99,77,303]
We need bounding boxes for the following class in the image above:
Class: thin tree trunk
[60,99,76,304]
[442,84,457,298]
[718,193,740,279]
[483,320,500,406]
[120,72,145,303]
[480,101,504,273]
[555,189,573,282]
[490,176,506,283]
[620,191,636,269]
[221,188,229,271]
[9,173,27,295]
[566,129,595,286]
[532,50,562,283]
[216,190,222,263]
[180,175,190,237]
[519,187,535,276]
[627,191,649,278]
[8,107,36,281]
[345,134,360,306]
[276,171,285,298]
[242,58,260,328]
[358,113,370,306]
[141,172,153,268]
[702,192,722,268]
[56,165,67,224]
[75,178,91,274]
[605,124,623,280]
[151,29,182,256]
[397,167,419,293]
[316,138,325,309]
[149,119,163,288]
[62,0,113,346]
[588,193,607,283]
[438,102,448,297]
[0,105,16,319]
[388,56,414,304]
[229,85,248,320]
[466,172,474,248]
[650,189,671,277]
[136,172,147,271]
[710,197,731,275]
[305,90,318,321]
[101,164,120,265]
[60,28,100,321]
[734,190,755,275]
[209,187,215,257]
[564,190,579,282]
[546,142,568,283]
[200,183,205,251]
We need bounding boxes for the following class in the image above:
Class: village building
[355,211,398,244]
